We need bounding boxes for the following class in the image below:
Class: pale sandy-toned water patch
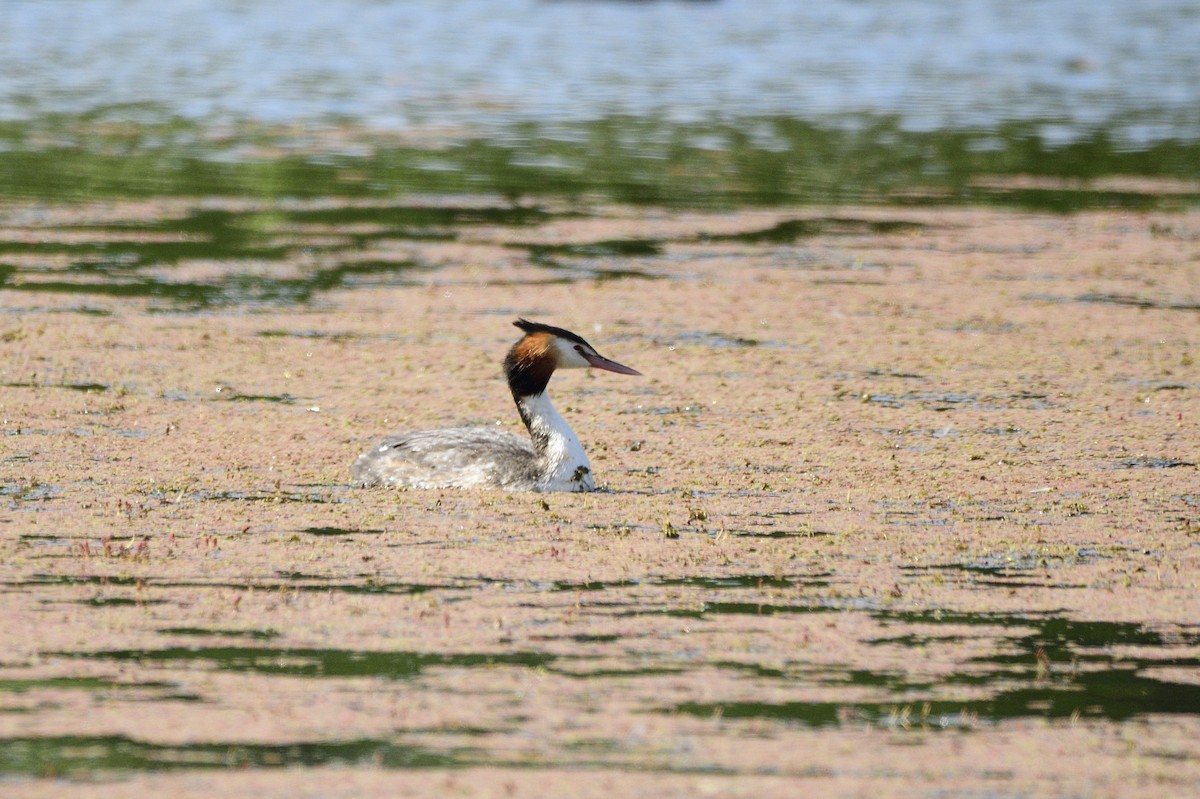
[2,201,1199,796]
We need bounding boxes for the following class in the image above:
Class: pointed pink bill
[583,351,642,376]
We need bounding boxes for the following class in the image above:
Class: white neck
[518,392,595,492]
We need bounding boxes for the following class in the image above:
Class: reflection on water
[4,537,1200,778]
[0,735,463,777]
[2,594,1194,777]
[5,193,1198,313]
[0,2,1196,210]
[3,0,1198,144]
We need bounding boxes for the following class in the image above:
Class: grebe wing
[351,427,536,488]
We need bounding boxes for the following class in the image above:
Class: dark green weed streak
[1,114,1197,209]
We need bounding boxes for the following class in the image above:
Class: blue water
[3,0,1198,144]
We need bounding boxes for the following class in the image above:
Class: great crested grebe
[352,319,641,492]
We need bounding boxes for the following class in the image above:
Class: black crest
[513,318,591,349]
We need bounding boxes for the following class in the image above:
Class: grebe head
[506,319,641,398]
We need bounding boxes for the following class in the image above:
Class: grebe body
[352,319,640,492]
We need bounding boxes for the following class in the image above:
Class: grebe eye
[574,345,584,353]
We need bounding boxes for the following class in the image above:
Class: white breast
[520,392,595,491]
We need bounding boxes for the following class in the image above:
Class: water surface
[2,1,1199,208]
[4,0,1198,143]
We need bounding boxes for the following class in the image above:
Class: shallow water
[2,17,1200,789]
[0,202,942,310]
[5,0,1199,143]
[4,566,1197,779]
[2,2,1200,210]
